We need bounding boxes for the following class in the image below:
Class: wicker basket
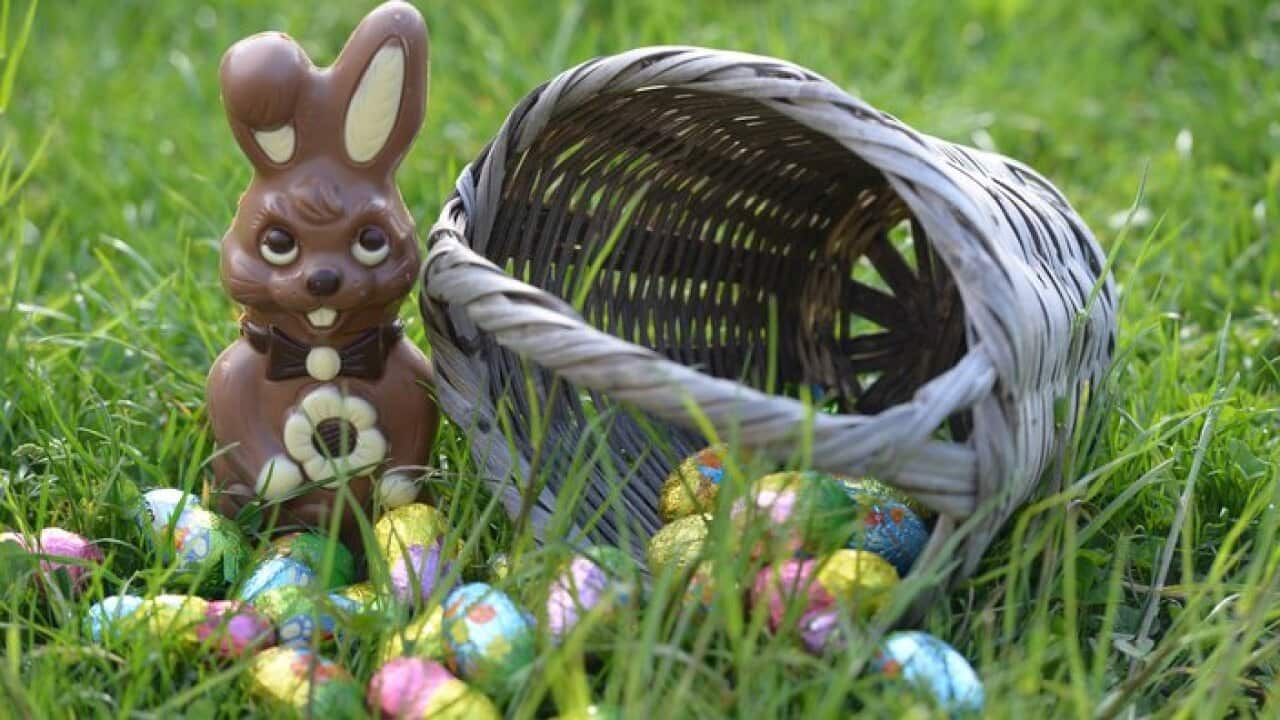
[419,47,1116,597]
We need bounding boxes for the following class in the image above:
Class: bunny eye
[352,226,390,266]
[260,227,298,266]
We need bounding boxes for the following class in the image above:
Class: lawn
[1,0,1278,717]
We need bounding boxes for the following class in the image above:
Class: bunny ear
[220,32,313,171]
[332,2,428,170]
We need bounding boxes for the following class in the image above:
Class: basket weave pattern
[420,47,1116,584]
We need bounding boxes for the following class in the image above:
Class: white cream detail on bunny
[305,346,341,381]
[343,41,405,163]
[283,385,387,487]
[252,124,296,164]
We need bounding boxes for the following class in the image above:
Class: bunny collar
[241,319,403,382]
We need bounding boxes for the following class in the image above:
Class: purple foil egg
[198,600,276,658]
[546,548,639,641]
[389,541,448,605]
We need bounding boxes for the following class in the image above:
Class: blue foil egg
[86,594,144,641]
[253,585,342,648]
[238,556,317,603]
[442,583,535,697]
[872,631,984,714]
[842,481,930,575]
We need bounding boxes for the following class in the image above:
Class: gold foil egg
[659,446,730,523]
[373,503,451,565]
[646,514,711,576]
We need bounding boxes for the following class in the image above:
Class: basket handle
[422,202,997,517]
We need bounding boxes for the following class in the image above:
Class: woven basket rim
[420,45,1117,605]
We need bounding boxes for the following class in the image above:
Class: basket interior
[472,86,970,543]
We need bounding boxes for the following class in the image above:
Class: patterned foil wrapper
[645,514,711,577]
[373,503,451,566]
[378,605,447,666]
[731,471,858,559]
[841,479,931,575]
[197,600,276,657]
[144,507,250,596]
[872,631,985,714]
[442,583,535,697]
[253,585,341,648]
[137,488,201,533]
[237,556,318,603]
[658,445,729,523]
[839,476,932,518]
[368,657,501,720]
[247,647,364,718]
[261,532,356,588]
[545,546,640,641]
[751,549,898,633]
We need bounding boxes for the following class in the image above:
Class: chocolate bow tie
[241,319,403,381]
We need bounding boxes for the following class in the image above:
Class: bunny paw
[255,454,304,500]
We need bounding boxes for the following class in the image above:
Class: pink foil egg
[197,600,276,657]
[368,657,500,719]
[1,527,103,592]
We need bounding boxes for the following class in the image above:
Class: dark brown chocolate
[207,2,439,543]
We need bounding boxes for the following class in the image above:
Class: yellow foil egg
[815,549,900,617]
[646,514,711,576]
[659,446,730,523]
[135,594,209,647]
[373,503,451,565]
[378,605,447,666]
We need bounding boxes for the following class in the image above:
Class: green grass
[1,0,1278,717]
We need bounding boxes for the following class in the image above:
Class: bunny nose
[306,269,342,296]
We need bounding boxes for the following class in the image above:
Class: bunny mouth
[306,307,339,329]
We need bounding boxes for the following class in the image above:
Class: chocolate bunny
[207,2,438,538]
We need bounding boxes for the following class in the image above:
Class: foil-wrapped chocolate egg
[137,488,202,538]
[732,471,858,558]
[253,585,342,647]
[841,479,930,575]
[197,600,275,657]
[134,594,209,647]
[645,514,710,576]
[247,647,365,718]
[237,556,317,603]
[546,546,640,641]
[840,476,932,518]
[85,594,144,642]
[0,527,105,592]
[872,631,984,713]
[150,507,250,595]
[659,445,730,523]
[260,532,356,588]
[442,583,535,697]
[751,550,898,634]
[378,605,446,666]
[389,540,450,605]
[373,503,450,565]
[368,657,501,720]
